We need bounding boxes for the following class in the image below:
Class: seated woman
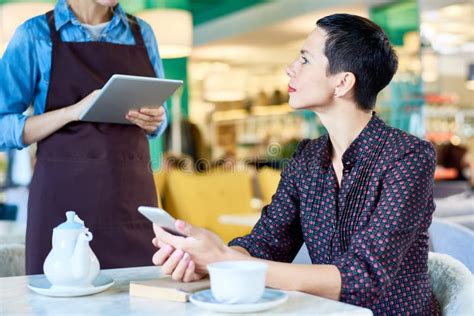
[151,13,440,314]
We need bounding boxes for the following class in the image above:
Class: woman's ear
[334,72,356,97]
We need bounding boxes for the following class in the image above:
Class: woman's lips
[288,85,296,93]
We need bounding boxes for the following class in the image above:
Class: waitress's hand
[23,89,101,145]
[126,106,165,134]
[66,89,101,122]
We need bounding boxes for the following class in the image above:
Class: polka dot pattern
[229,114,440,315]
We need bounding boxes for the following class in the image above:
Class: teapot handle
[71,231,93,280]
[83,230,93,241]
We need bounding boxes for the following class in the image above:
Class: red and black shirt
[230,114,440,315]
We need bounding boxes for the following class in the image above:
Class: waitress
[0,0,167,274]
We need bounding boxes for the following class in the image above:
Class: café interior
[0,0,473,314]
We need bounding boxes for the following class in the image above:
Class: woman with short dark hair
[152,14,440,314]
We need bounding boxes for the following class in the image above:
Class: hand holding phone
[138,206,186,237]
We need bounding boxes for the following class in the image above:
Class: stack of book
[129,276,210,302]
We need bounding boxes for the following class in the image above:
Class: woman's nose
[286,60,297,77]
[286,65,295,78]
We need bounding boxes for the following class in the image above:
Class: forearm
[23,107,75,145]
[229,246,250,256]
[226,246,341,300]
[266,262,341,300]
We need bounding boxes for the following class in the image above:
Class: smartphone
[138,206,186,237]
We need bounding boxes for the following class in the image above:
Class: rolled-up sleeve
[333,142,436,306]
[0,23,37,151]
[138,18,168,139]
[229,139,310,262]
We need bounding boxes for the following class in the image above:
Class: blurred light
[466,81,474,90]
[441,22,469,34]
[421,11,439,22]
[435,33,467,45]
[0,3,54,56]
[204,69,247,102]
[137,9,192,59]
[420,3,473,55]
[403,31,420,54]
[422,52,438,82]
[432,42,461,55]
[420,22,436,39]
[440,4,466,18]
[192,45,259,62]
[450,135,461,146]
[462,42,474,53]
[211,62,231,72]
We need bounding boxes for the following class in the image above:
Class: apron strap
[126,14,145,47]
[45,11,61,43]
[46,11,146,46]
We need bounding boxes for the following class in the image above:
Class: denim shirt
[0,0,167,150]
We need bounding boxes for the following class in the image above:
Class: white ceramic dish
[190,288,288,313]
[28,274,114,297]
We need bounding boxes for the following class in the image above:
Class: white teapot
[43,211,100,288]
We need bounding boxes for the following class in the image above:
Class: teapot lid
[56,211,85,230]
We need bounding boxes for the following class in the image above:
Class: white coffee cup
[207,261,268,304]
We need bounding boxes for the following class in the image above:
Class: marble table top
[0,266,372,315]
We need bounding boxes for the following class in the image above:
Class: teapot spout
[71,231,93,281]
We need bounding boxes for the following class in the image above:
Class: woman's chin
[288,102,298,109]
[97,0,119,7]
[288,100,317,111]
[288,99,303,109]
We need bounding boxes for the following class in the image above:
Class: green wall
[140,0,190,170]
[370,0,419,46]
[370,0,424,135]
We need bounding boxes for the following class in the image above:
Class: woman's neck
[67,0,112,25]
[315,101,372,161]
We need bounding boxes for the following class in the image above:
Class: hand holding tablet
[126,106,166,134]
[79,74,182,124]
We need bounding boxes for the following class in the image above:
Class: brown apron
[26,11,158,274]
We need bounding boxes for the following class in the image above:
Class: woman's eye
[301,56,308,64]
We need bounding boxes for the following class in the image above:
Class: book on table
[129,276,210,302]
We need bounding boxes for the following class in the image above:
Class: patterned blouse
[229,114,440,315]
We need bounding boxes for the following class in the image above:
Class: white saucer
[28,274,114,297]
[190,289,288,313]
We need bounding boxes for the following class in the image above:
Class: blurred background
[0,0,473,274]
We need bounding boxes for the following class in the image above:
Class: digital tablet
[79,74,183,124]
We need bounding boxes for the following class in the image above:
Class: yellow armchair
[153,170,167,208]
[162,169,257,243]
[256,167,281,206]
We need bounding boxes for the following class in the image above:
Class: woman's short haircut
[316,14,398,111]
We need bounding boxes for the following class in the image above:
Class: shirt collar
[317,112,387,170]
[54,0,129,31]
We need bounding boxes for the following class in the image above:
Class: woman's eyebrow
[300,49,314,58]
